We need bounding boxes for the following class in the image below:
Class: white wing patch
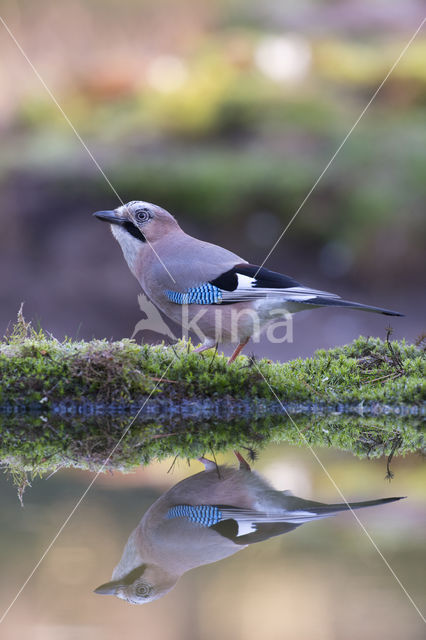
[235,520,257,536]
[236,274,257,289]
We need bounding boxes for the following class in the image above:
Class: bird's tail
[309,496,404,517]
[305,296,404,317]
[218,496,405,526]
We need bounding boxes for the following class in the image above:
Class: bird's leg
[227,338,249,364]
[198,456,218,471]
[233,450,251,471]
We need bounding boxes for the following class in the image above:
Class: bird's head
[94,562,178,605]
[93,200,180,275]
[93,200,179,244]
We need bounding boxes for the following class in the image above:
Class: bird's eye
[135,209,151,223]
[135,582,152,598]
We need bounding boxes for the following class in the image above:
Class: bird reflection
[94,452,402,604]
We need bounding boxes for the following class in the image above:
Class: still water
[0,442,425,639]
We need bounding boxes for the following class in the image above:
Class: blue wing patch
[167,504,223,527]
[165,283,222,305]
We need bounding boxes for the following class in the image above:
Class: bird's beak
[93,580,119,595]
[93,210,125,226]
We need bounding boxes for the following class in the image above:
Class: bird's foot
[233,450,251,471]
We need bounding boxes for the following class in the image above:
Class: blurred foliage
[1,0,425,281]
[11,33,426,137]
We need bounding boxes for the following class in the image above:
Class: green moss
[1,412,423,493]
[1,320,424,408]
[0,318,424,495]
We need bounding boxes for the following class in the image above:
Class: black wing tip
[381,310,405,317]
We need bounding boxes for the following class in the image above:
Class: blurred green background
[0,0,424,359]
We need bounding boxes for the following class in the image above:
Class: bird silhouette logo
[132,293,177,341]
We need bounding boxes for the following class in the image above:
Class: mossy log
[1,321,424,411]
[0,319,424,490]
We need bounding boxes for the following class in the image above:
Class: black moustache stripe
[123,221,146,242]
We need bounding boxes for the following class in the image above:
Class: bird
[94,451,403,605]
[93,200,403,363]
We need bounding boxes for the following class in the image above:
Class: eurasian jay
[94,452,402,604]
[93,200,403,362]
